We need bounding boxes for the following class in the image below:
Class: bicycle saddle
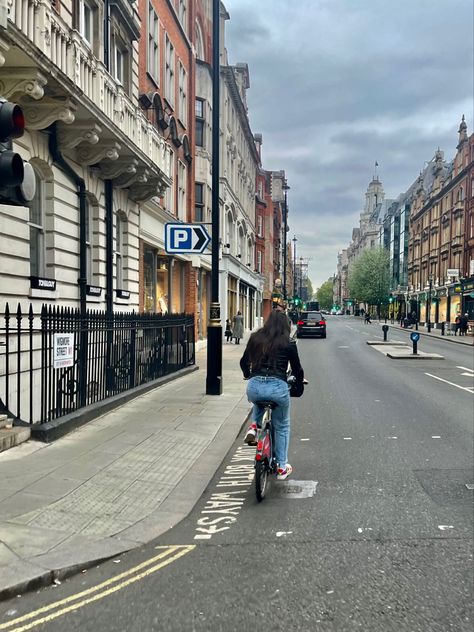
[255,400,278,409]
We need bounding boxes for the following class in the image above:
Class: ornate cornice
[22,96,76,130]
[57,122,102,150]
[76,140,120,165]
[0,68,47,101]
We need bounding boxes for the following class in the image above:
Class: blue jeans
[246,376,291,468]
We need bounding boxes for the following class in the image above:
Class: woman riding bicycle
[239,310,305,480]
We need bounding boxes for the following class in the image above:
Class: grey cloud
[226,0,473,287]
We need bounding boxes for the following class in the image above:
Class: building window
[112,31,130,92]
[78,0,95,48]
[178,0,187,31]
[164,150,175,214]
[195,21,204,60]
[177,160,186,221]
[28,169,45,278]
[257,215,263,237]
[195,98,204,147]
[178,62,187,127]
[85,199,94,285]
[257,250,262,273]
[165,35,175,106]
[147,4,159,83]
[116,213,125,288]
[195,182,204,222]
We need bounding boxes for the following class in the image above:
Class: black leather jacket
[240,342,304,382]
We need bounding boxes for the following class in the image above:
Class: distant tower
[361,173,385,224]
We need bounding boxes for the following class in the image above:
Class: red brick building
[137,0,197,317]
[408,117,474,325]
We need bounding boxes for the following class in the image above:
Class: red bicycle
[254,399,277,502]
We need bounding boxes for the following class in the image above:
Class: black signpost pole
[206,0,223,395]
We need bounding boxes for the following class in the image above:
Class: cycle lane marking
[0,545,195,632]
[194,445,254,540]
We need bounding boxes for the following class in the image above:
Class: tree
[316,279,333,309]
[347,247,390,316]
[306,277,314,300]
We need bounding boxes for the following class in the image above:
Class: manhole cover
[414,469,473,505]
[274,480,318,499]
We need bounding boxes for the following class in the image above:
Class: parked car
[296,311,326,338]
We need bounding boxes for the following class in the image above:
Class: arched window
[28,167,45,278]
[195,21,205,60]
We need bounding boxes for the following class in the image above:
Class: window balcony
[1,0,172,199]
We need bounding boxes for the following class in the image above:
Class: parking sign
[165,223,211,254]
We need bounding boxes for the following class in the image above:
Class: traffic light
[388,294,394,304]
[0,99,35,205]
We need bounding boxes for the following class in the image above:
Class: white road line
[456,366,474,373]
[345,325,355,330]
[425,372,474,393]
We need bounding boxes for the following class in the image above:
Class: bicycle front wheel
[255,460,268,502]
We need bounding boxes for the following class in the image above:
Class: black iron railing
[0,304,195,425]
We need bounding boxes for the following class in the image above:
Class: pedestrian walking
[454,314,461,336]
[365,312,372,324]
[460,313,469,336]
[224,319,233,343]
[232,311,244,344]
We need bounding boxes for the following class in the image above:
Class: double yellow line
[0,545,195,632]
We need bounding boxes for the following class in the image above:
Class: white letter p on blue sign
[174,229,189,248]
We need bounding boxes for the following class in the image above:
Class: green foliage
[316,279,333,309]
[347,247,390,306]
[306,278,314,300]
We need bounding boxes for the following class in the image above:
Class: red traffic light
[0,102,26,142]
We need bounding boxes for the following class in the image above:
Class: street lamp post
[427,274,433,333]
[282,180,290,301]
[292,235,297,299]
[299,256,304,300]
[206,0,222,395]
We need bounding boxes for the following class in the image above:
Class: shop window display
[143,245,169,314]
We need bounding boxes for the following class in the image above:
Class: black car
[296,311,326,338]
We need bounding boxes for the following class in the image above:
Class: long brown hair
[246,310,290,371]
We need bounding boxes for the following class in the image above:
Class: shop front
[462,280,474,321]
[227,275,238,321]
[141,242,186,314]
[437,288,448,323]
[448,284,462,323]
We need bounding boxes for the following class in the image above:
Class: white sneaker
[277,464,293,480]
[244,424,257,445]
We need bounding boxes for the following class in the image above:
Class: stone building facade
[408,118,474,325]
[0,0,172,315]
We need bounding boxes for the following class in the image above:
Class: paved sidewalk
[0,338,250,599]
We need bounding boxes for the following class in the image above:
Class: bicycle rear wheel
[255,459,268,502]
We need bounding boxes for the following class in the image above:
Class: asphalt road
[1,316,473,631]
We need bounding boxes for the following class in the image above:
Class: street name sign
[165,223,211,254]
[53,333,75,369]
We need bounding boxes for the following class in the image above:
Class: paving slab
[0,336,252,599]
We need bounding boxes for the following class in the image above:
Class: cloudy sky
[225,0,473,289]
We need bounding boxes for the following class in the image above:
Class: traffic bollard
[410,331,420,355]
[441,322,445,336]
[382,324,389,341]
